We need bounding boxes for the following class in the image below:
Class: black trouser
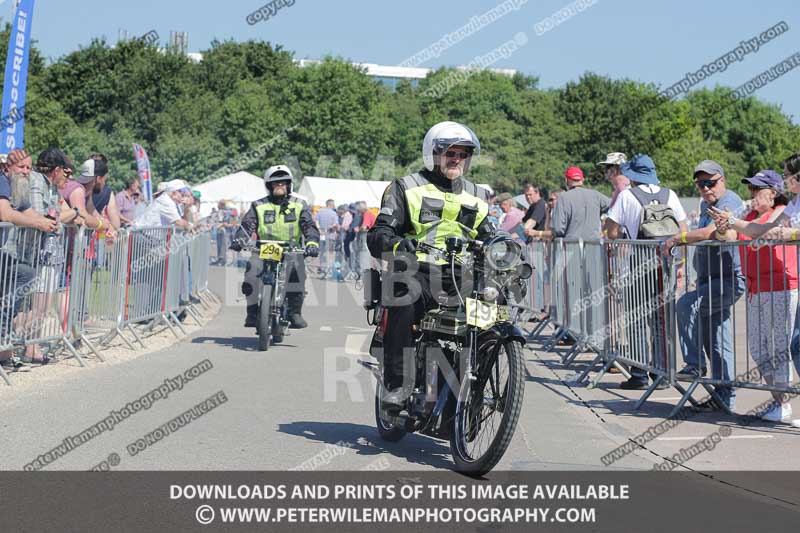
[382,260,473,389]
[343,231,355,263]
[243,251,306,308]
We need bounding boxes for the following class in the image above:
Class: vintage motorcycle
[249,239,306,351]
[361,234,532,476]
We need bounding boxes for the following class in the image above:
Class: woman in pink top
[736,170,798,422]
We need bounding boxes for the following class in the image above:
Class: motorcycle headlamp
[484,234,523,272]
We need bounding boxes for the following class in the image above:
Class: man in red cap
[550,166,610,240]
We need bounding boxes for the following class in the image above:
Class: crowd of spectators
[311,199,376,280]
[0,146,208,372]
[493,149,800,424]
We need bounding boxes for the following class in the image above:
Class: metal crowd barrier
[544,239,569,350]
[521,236,800,414]
[592,240,674,405]
[520,240,553,340]
[666,239,800,416]
[189,229,217,308]
[0,224,215,386]
[529,238,676,404]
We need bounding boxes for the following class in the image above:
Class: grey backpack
[629,187,680,239]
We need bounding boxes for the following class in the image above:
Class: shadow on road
[277,421,455,471]
[191,336,298,351]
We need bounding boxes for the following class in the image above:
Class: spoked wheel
[374,382,407,442]
[257,285,273,351]
[450,340,524,476]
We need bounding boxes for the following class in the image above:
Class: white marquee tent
[192,171,266,217]
[297,176,494,208]
[296,176,390,208]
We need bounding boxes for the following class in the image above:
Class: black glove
[305,243,319,257]
[229,239,245,252]
[393,238,417,255]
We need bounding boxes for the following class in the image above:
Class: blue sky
[15,0,800,122]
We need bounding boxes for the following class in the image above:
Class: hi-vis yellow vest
[401,173,489,264]
[255,201,303,244]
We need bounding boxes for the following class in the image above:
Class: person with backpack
[604,154,688,390]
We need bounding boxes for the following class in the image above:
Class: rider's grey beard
[9,172,30,208]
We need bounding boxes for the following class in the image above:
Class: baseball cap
[166,179,188,192]
[155,179,185,195]
[693,160,725,178]
[742,170,783,191]
[620,154,659,186]
[597,152,627,166]
[76,159,99,184]
[564,166,584,181]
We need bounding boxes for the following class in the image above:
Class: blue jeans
[0,255,35,338]
[677,276,745,408]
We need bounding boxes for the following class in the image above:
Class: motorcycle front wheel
[450,339,524,476]
[257,284,273,351]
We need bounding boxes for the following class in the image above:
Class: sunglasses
[444,150,472,159]
[695,177,722,189]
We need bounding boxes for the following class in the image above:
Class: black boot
[244,304,259,327]
[287,293,307,329]
[381,386,412,412]
[380,353,412,412]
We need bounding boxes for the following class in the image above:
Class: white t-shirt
[607,184,687,238]
[134,194,181,227]
[782,196,800,226]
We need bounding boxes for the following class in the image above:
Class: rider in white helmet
[367,121,496,410]
[232,165,320,329]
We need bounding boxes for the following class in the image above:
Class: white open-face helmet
[422,121,480,173]
[264,164,294,194]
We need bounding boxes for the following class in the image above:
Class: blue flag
[0,0,35,151]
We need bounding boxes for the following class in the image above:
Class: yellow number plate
[259,241,284,261]
[466,298,498,329]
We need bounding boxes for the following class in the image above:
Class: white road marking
[657,436,774,441]
[319,326,332,331]
[345,334,370,356]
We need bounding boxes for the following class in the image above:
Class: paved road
[0,265,796,478]
[0,265,652,473]
[3,264,800,521]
